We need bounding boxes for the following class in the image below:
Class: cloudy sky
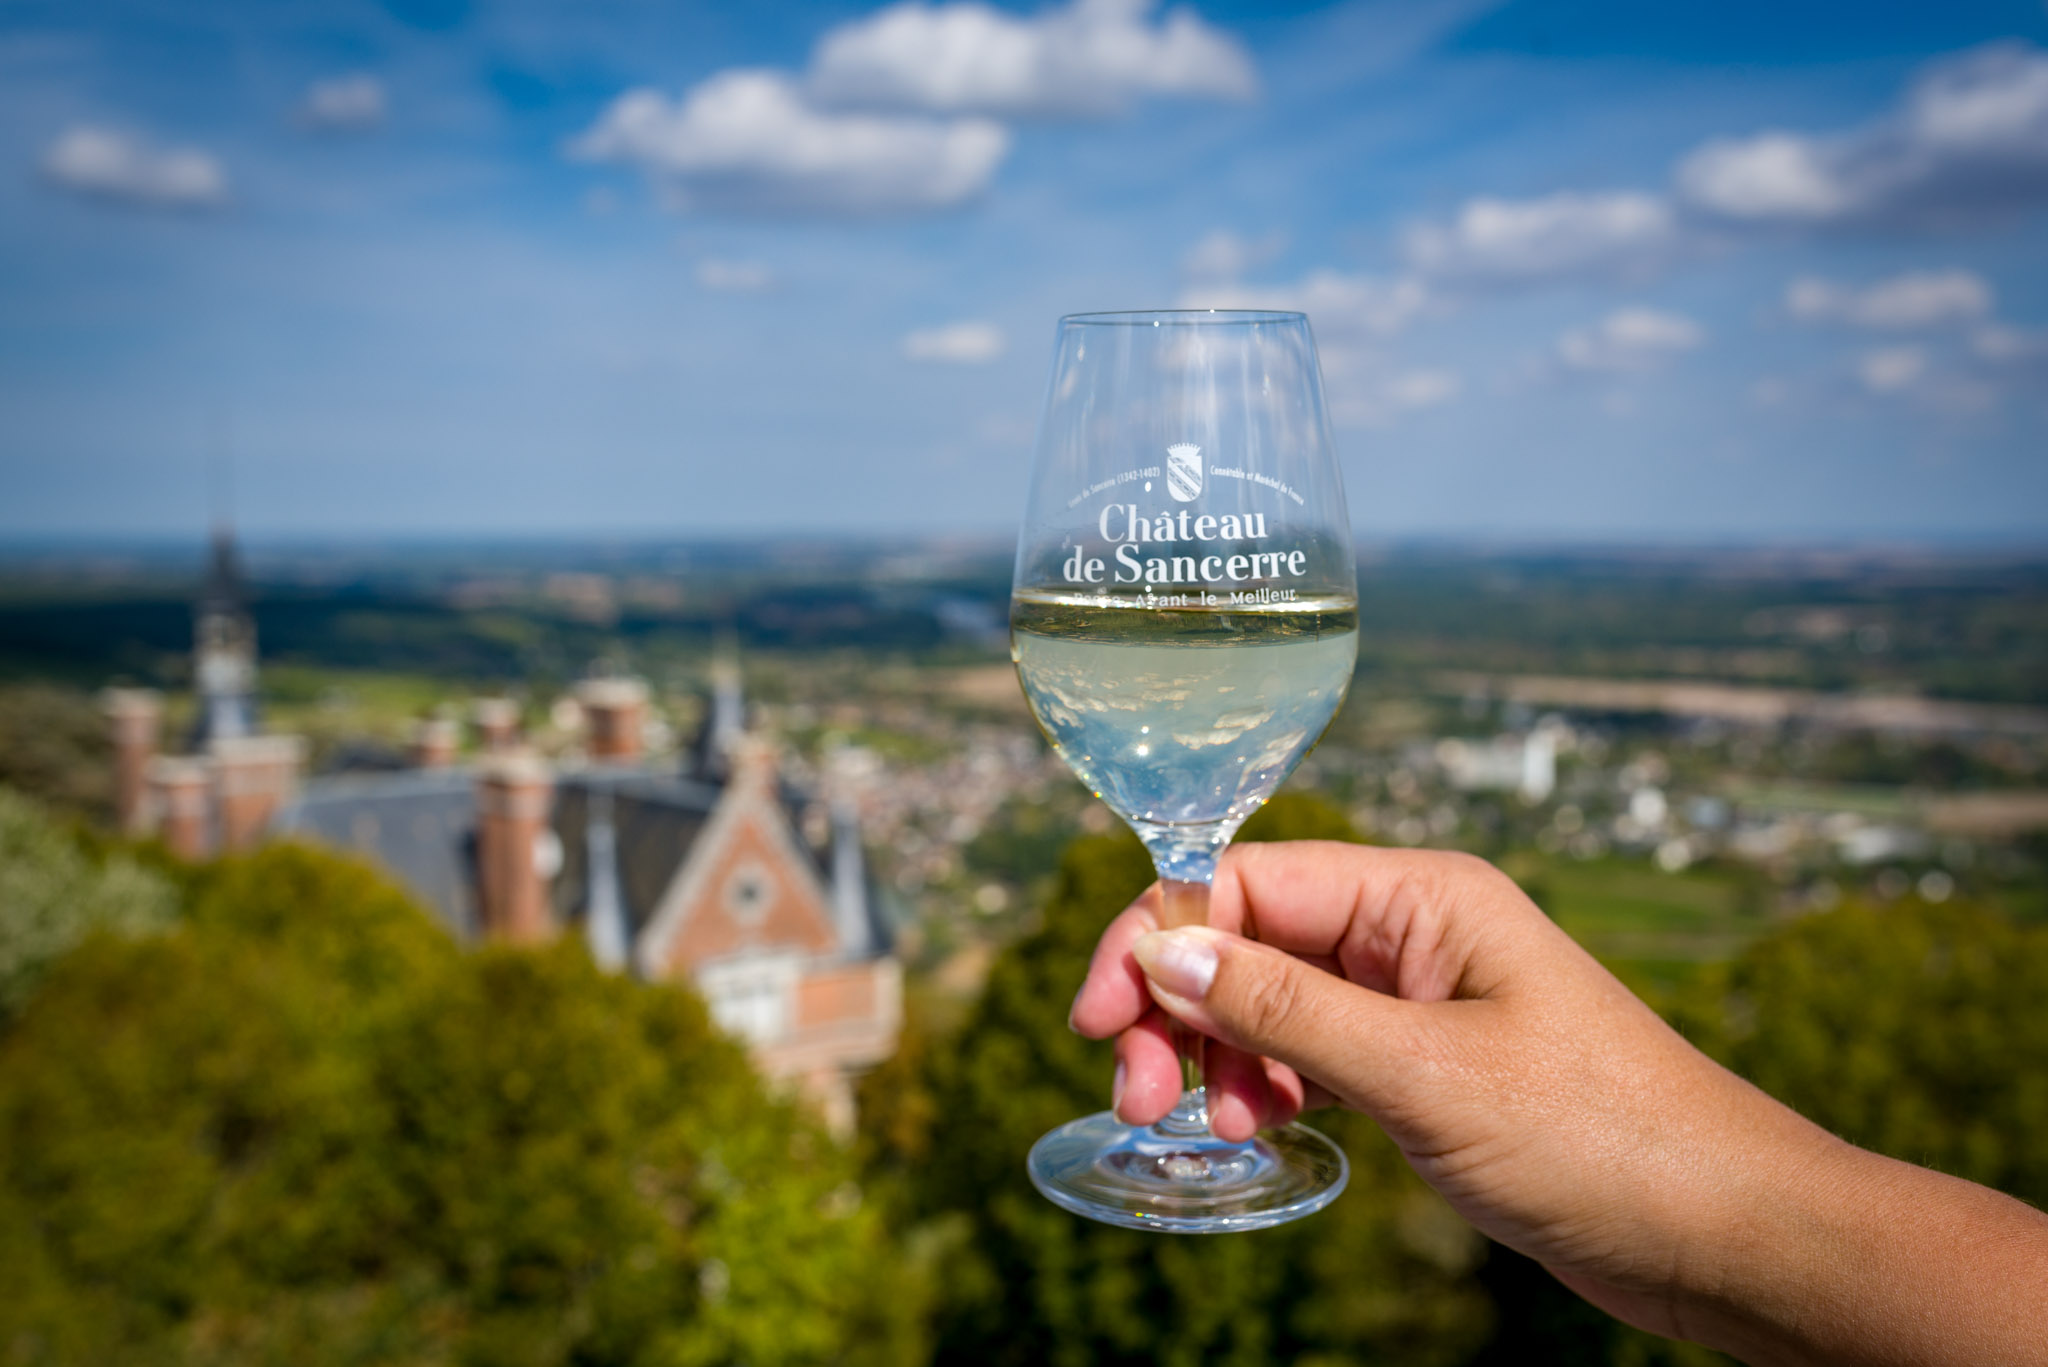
[3,0,2046,541]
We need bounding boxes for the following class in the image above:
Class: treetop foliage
[1679,896,2048,1210]
[0,786,176,1021]
[0,835,920,1366]
[1,784,2042,1366]
[865,795,1496,1367]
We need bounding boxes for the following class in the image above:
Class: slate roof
[275,768,479,939]
[551,770,722,949]
[275,759,891,967]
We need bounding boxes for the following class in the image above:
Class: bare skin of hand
[1068,842,2048,1366]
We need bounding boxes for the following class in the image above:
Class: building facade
[277,679,899,1136]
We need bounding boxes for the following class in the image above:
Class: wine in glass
[1011,309,1358,1232]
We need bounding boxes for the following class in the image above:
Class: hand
[1068,841,2048,1364]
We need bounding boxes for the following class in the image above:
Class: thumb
[1131,925,1433,1119]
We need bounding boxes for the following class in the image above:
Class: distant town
[4,532,2045,1017]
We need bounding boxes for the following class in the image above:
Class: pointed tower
[583,783,631,972]
[693,634,747,780]
[191,525,259,746]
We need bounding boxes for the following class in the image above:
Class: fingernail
[1132,928,1219,1000]
[1111,1059,1127,1114]
[1067,985,1083,1033]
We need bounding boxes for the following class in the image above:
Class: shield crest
[1166,444,1202,502]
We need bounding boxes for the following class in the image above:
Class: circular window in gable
[722,859,776,925]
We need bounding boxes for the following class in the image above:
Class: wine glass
[1010,309,1358,1232]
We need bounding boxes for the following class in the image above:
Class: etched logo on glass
[1166,443,1203,502]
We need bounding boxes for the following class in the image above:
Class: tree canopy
[1,783,2042,1366]
[0,838,920,1366]
[864,795,1497,1367]
[1680,896,2048,1211]
[0,786,175,1021]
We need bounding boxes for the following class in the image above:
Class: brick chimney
[474,751,557,943]
[577,678,648,765]
[210,734,305,853]
[472,697,520,753]
[410,716,461,768]
[148,756,212,860]
[102,688,162,836]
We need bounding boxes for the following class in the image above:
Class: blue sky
[2,0,2045,541]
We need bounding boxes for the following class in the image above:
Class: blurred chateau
[101,529,899,1135]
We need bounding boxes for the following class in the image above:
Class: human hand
[1068,841,2048,1363]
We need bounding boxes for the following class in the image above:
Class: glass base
[1027,1089,1348,1233]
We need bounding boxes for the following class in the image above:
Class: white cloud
[1859,345,1928,393]
[41,124,226,209]
[1557,307,1704,372]
[1849,345,1995,412]
[696,258,776,291]
[808,0,1256,118]
[1180,227,1285,280]
[300,73,386,130]
[1403,191,1674,281]
[1381,368,1460,409]
[1319,364,1463,428]
[1905,41,2048,155]
[570,70,1009,215]
[1183,270,1428,338]
[903,320,1006,362]
[1181,269,1439,426]
[1786,270,1993,328]
[1678,43,2048,227]
[1676,133,1852,221]
[1973,322,2048,361]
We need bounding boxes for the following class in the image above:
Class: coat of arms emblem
[1166,443,1203,502]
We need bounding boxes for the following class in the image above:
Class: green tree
[0,786,175,1021]
[0,841,920,1366]
[871,794,1492,1367]
[0,686,113,822]
[1680,896,2048,1210]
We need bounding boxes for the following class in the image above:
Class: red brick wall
[149,759,211,860]
[103,689,160,837]
[794,962,880,1031]
[658,810,835,977]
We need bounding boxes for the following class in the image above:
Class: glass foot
[1027,1089,1348,1233]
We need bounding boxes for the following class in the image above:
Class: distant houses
[104,528,899,1136]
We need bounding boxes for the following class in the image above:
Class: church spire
[191,521,258,745]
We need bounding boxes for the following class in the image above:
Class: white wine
[1011,592,1357,835]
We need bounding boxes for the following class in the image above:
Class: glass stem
[1155,875,1214,1137]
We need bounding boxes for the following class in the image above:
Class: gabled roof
[551,770,723,950]
[275,753,890,972]
[634,768,841,980]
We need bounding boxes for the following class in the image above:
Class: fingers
[1110,1010,1180,1125]
[1204,1040,1274,1142]
[1076,844,1524,1040]
[1266,1059,1316,1123]
[1209,842,1530,1003]
[1069,892,1160,1039]
[1109,1009,1309,1137]
[1131,924,1433,1119]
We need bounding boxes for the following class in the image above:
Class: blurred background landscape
[3,0,2046,1363]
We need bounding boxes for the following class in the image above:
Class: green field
[1503,854,1775,999]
